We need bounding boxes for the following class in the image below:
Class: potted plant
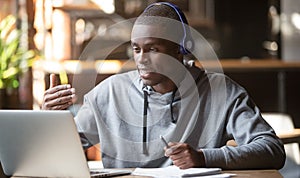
[0,15,36,108]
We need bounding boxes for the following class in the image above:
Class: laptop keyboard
[90,170,131,177]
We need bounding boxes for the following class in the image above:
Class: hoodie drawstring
[143,90,148,154]
[170,89,177,123]
[142,87,177,154]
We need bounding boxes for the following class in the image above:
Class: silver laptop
[0,110,131,178]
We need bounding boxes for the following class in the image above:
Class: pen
[160,135,169,148]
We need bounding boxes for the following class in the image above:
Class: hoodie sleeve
[202,90,286,169]
[74,95,100,150]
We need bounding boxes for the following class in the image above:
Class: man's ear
[177,45,182,54]
[174,45,183,62]
[177,52,184,63]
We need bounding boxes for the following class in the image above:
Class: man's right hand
[42,74,76,110]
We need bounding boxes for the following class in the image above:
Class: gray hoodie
[74,66,285,169]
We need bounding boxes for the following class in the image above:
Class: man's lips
[139,69,152,75]
[138,68,155,78]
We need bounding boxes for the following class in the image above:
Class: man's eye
[150,47,158,52]
[133,47,140,53]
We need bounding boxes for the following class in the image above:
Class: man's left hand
[164,142,206,169]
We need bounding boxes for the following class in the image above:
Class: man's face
[131,25,183,87]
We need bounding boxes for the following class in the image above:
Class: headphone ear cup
[180,38,194,55]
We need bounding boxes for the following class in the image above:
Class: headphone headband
[143,2,193,54]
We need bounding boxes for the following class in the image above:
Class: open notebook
[132,166,231,178]
[0,110,131,178]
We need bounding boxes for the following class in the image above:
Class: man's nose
[136,51,150,64]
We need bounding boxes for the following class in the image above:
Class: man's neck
[152,80,177,94]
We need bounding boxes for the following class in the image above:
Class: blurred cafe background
[0,0,300,127]
[1,0,300,176]
[1,0,300,125]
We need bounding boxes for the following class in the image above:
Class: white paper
[132,165,223,177]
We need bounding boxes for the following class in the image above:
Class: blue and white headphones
[143,2,194,55]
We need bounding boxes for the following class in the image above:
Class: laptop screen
[0,110,91,178]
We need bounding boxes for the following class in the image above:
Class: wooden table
[1,165,283,178]
[113,169,282,178]
[226,128,300,146]
[223,169,282,178]
[278,128,300,144]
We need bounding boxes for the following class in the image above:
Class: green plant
[0,15,36,90]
